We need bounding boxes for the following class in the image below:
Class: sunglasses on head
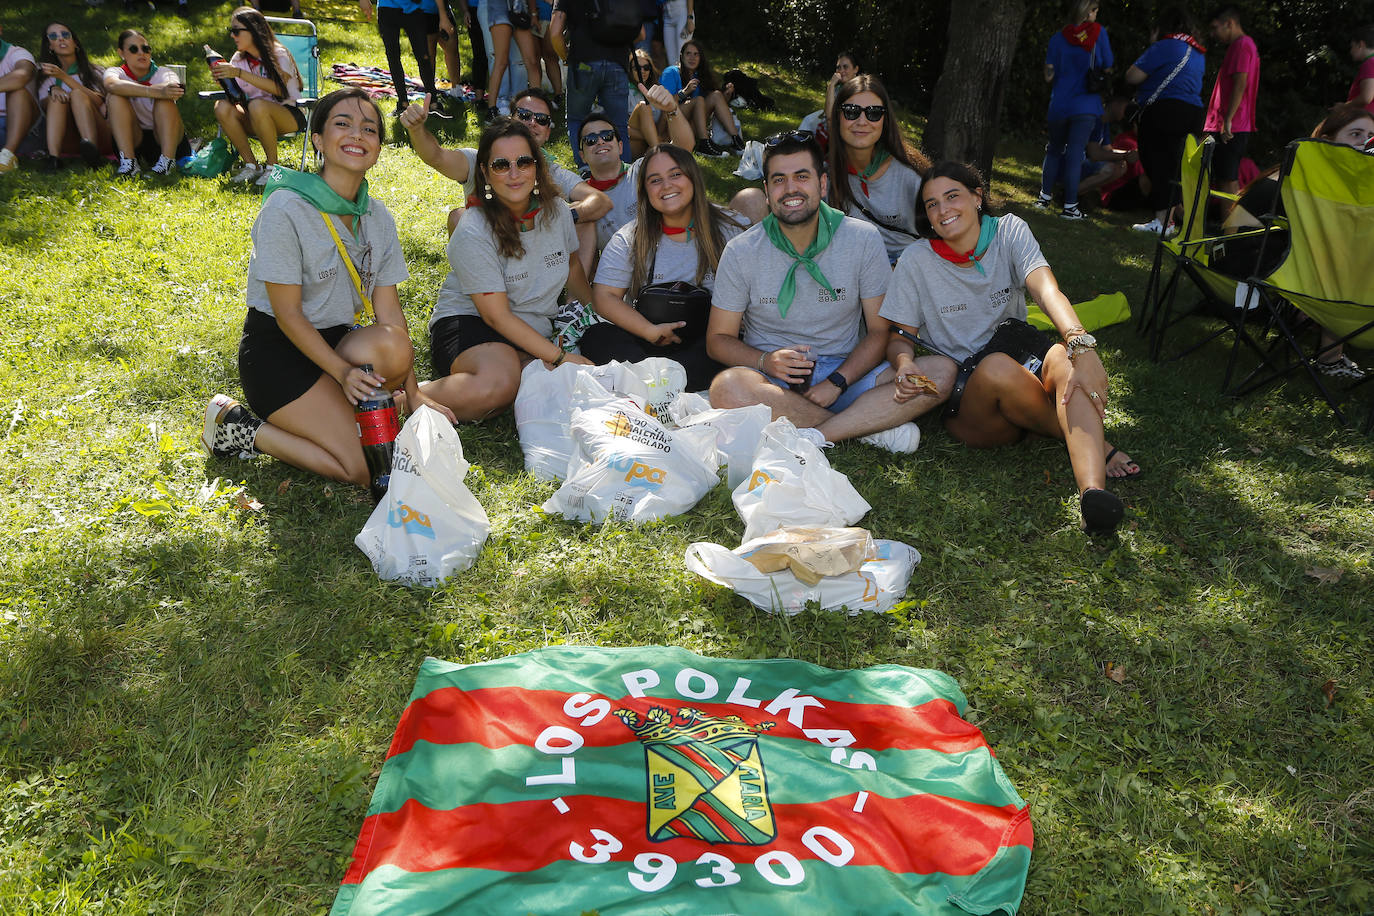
[126,43,153,54]
[580,128,616,147]
[488,155,537,174]
[839,103,886,122]
[514,107,552,127]
[47,30,73,41]
[764,129,814,147]
[228,26,249,35]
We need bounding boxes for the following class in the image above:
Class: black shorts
[1208,131,1249,183]
[238,308,350,418]
[943,320,1054,419]
[429,314,519,379]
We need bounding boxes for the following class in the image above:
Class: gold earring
[531,184,540,198]
[484,184,493,200]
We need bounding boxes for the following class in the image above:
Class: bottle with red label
[354,364,400,503]
[203,44,248,104]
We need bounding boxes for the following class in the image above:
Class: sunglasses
[47,30,73,41]
[764,129,814,147]
[580,129,616,147]
[228,26,249,35]
[125,43,153,54]
[839,103,886,122]
[488,155,537,174]
[514,107,552,127]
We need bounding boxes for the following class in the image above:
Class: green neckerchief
[262,167,370,239]
[848,147,889,197]
[762,201,845,317]
[66,63,80,75]
[0,41,11,59]
[930,214,999,276]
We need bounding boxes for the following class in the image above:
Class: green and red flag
[332,646,1033,915]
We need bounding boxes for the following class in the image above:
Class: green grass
[2,2,1373,914]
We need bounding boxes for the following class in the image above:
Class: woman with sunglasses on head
[879,161,1139,534]
[659,39,741,157]
[211,7,305,186]
[35,22,112,171]
[422,117,596,421]
[103,29,185,177]
[202,88,452,486]
[826,74,931,265]
[583,143,745,390]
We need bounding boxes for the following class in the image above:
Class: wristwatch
[569,207,580,224]
[1065,330,1097,361]
[826,370,849,393]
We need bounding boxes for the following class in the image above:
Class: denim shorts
[758,355,890,412]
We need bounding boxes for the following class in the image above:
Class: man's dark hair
[512,86,555,113]
[579,109,621,144]
[762,133,824,179]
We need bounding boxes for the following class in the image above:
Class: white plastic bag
[799,109,824,134]
[623,356,687,421]
[513,360,650,481]
[355,406,490,587]
[543,376,719,523]
[684,535,921,615]
[669,393,773,489]
[733,140,764,181]
[711,113,743,148]
[733,419,871,541]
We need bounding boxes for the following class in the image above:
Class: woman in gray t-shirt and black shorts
[424,118,596,421]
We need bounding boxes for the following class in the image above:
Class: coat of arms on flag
[332,646,1034,915]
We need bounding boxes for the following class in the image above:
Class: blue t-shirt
[659,65,701,99]
[1046,28,1113,121]
[1132,37,1204,108]
[377,0,425,11]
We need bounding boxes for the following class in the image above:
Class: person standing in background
[1203,6,1259,195]
[1347,25,1374,113]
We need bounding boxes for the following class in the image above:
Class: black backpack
[587,0,643,46]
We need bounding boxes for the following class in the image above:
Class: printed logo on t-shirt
[544,250,566,269]
[991,287,1014,308]
[940,302,968,316]
[319,266,338,281]
[819,287,846,303]
[508,270,530,284]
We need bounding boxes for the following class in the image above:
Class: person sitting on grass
[659,39,742,158]
[627,49,670,159]
[0,25,38,175]
[706,131,952,453]
[879,160,1139,533]
[36,22,112,172]
[584,143,747,390]
[102,28,186,177]
[826,74,932,265]
[202,88,454,486]
[211,7,305,186]
[420,117,597,422]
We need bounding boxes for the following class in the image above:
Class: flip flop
[1106,447,1142,480]
[1081,487,1124,534]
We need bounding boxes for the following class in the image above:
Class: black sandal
[1081,487,1124,534]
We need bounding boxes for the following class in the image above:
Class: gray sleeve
[594,222,636,289]
[855,224,892,299]
[878,248,924,328]
[247,201,305,286]
[369,205,410,287]
[711,236,751,313]
[1002,216,1050,286]
[452,215,506,295]
[552,164,582,198]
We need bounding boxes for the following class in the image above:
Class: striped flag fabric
[332,646,1033,915]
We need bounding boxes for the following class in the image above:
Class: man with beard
[705,132,951,452]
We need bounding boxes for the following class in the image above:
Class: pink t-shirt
[231,45,301,104]
[1204,34,1259,133]
[1348,54,1374,114]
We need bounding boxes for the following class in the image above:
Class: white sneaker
[797,426,833,449]
[0,148,16,173]
[1131,217,1165,234]
[859,422,922,454]
[254,165,275,186]
[229,162,262,184]
[115,156,140,177]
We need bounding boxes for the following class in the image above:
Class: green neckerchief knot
[0,41,11,59]
[763,201,845,317]
[262,167,370,239]
[66,63,81,75]
[930,214,999,276]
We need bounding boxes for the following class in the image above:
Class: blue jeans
[1040,114,1097,208]
[566,58,632,167]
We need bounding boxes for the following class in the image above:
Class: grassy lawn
[2,2,1372,913]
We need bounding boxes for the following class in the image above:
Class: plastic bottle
[203,44,248,104]
[354,364,400,504]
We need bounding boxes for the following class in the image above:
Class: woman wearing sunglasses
[583,143,745,390]
[211,7,305,186]
[202,88,452,486]
[826,74,930,266]
[103,29,186,177]
[35,22,111,171]
[879,161,1138,533]
[422,118,596,421]
[626,49,662,158]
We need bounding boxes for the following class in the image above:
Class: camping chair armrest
[1209,189,1241,203]
[198,90,227,101]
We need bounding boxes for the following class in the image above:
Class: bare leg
[815,358,955,441]
[485,23,513,112]
[3,89,36,153]
[706,89,736,139]
[215,100,258,164]
[628,101,657,158]
[247,98,296,166]
[106,94,142,159]
[152,99,185,159]
[69,90,111,149]
[419,341,525,421]
[44,96,71,156]
[540,32,563,94]
[513,27,542,89]
[681,97,707,140]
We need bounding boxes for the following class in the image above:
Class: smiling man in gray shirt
[706,132,951,452]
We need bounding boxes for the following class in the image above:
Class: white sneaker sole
[201,394,234,457]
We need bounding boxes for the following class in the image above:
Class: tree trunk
[923,0,1027,183]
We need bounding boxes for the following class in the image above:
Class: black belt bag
[634,280,713,344]
[944,318,1054,418]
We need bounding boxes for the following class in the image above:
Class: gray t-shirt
[712,215,889,360]
[591,159,642,251]
[431,198,580,338]
[841,158,924,264]
[594,208,747,294]
[247,191,408,328]
[879,214,1050,363]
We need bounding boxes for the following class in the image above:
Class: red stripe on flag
[340,792,1029,886]
[387,687,985,759]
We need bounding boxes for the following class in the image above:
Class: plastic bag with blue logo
[355,405,490,586]
[543,373,719,524]
[513,359,651,482]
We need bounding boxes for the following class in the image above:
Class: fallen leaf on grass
[1305,566,1344,586]
[1365,490,1374,502]
[1043,469,1052,485]
[1322,679,1337,708]
[322,485,333,497]
[233,493,263,512]
[1103,662,1126,684]
[276,479,292,495]
[1248,445,1263,455]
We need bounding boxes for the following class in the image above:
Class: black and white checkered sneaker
[201,394,263,459]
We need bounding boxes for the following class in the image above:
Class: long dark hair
[913,160,999,239]
[230,6,298,99]
[629,48,657,88]
[827,74,933,215]
[678,39,717,94]
[40,23,101,91]
[475,118,560,260]
[627,144,744,299]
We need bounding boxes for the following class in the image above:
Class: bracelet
[1062,326,1087,341]
[551,349,566,367]
[755,350,768,371]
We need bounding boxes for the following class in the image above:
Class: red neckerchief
[662,219,693,240]
[585,163,628,192]
[930,238,985,270]
[516,204,540,232]
[120,63,156,84]
[1164,32,1207,53]
[1061,22,1102,50]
